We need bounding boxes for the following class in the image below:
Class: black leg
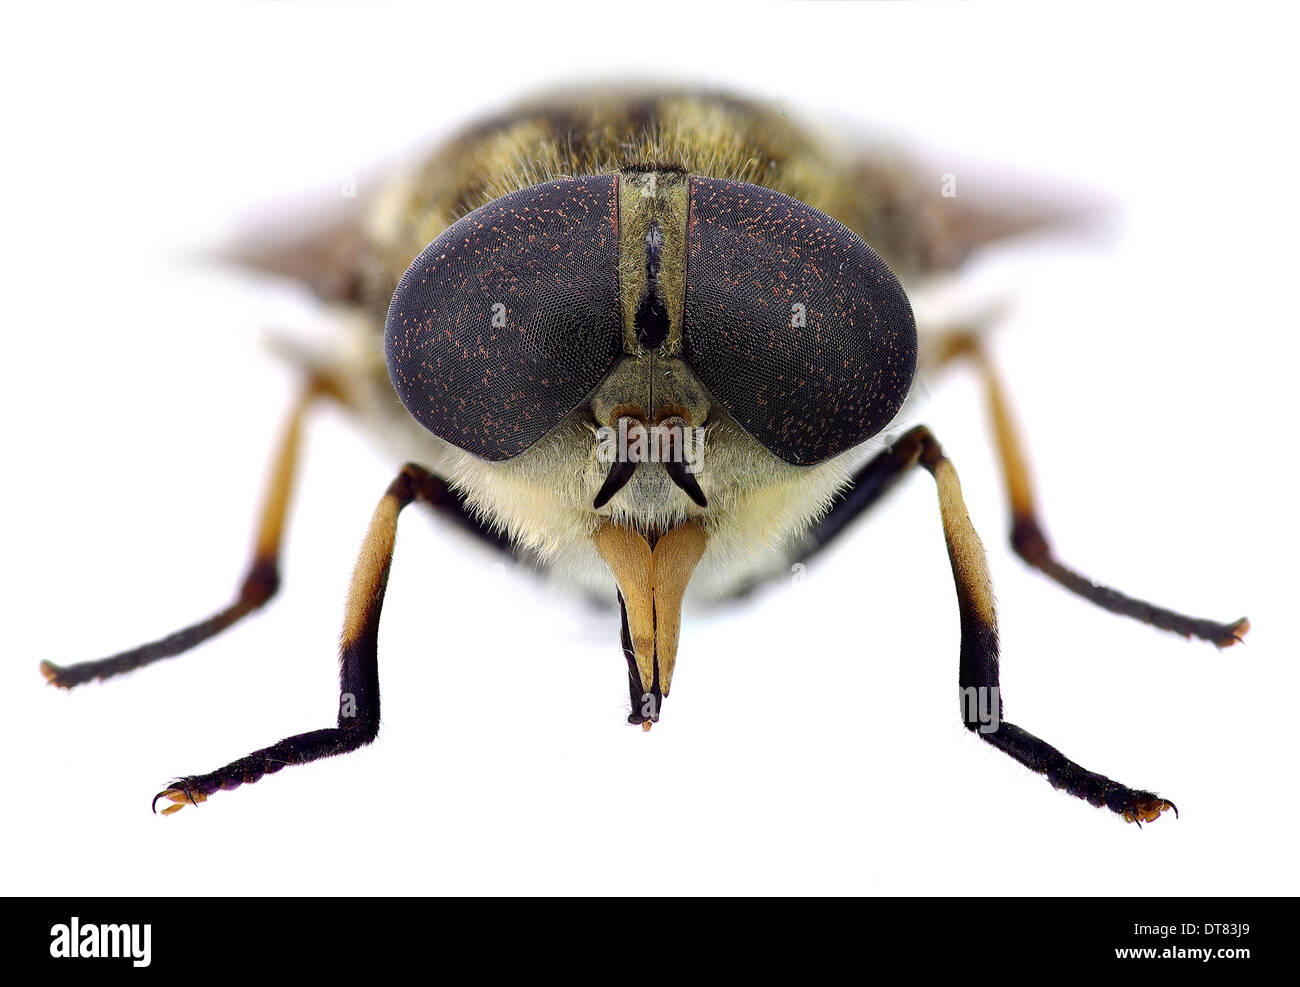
[154,463,448,813]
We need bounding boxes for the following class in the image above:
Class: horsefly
[40,87,1249,823]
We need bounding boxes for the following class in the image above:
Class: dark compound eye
[683,177,917,466]
[385,175,622,461]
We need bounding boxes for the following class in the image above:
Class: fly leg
[925,329,1246,646]
[40,374,345,688]
[41,374,514,690]
[823,425,1177,823]
[153,463,448,813]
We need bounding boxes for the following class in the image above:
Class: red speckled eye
[683,177,917,466]
[385,175,622,461]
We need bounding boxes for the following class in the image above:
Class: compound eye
[683,177,917,466]
[385,175,621,461]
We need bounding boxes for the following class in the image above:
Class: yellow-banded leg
[154,462,450,813]
[41,370,515,695]
[845,425,1177,824]
[917,330,1247,647]
[40,373,348,689]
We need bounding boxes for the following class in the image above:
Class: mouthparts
[593,519,708,723]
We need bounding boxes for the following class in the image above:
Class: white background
[2,1,1296,895]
